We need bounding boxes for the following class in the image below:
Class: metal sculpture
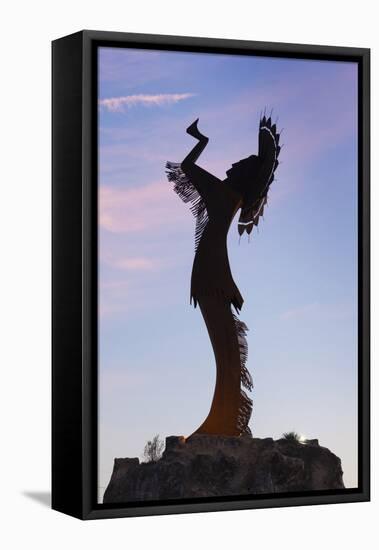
[166,114,281,436]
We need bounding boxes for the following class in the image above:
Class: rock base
[103,435,344,503]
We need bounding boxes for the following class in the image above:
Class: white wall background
[0,1,376,548]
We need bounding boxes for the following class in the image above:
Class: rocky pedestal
[103,435,344,503]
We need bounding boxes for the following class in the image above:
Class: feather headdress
[237,114,281,236]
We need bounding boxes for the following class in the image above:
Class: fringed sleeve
[166,161,209,252]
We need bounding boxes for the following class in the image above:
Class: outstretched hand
[186,118,208,141]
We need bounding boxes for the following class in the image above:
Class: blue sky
[98,47,358,501]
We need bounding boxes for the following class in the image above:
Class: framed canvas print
[52,30,370,520]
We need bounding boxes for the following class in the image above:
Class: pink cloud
[105,256,156,271]
[99,181,187,233]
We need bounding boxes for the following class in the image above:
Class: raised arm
[181,119,209,169]
[181,119,220,201]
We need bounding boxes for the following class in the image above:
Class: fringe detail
[233,313,253,435]
[166,161,209,252]
[237,390,253,436]
[233,314,253,391]
[192,199,208,252]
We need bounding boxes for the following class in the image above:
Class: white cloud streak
[99,93,195,112]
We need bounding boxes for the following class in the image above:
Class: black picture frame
[52,30,370,520]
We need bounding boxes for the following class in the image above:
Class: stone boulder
[103,435,344,503]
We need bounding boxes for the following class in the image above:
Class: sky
[98,46,358,502]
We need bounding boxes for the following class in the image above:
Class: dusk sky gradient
[98,46,358,501]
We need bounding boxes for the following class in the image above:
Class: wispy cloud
[99,181,189,233]
[99,93,196,112]
[104,256,156,271]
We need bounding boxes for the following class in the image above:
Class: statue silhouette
[166,114,281,437]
